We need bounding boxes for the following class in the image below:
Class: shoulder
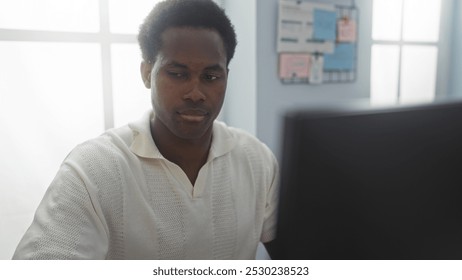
[214,121,278,170]
[64,125,136,174]
[218,121,273,153]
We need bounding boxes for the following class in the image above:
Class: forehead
[157,27,227,67]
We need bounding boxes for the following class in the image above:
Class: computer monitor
[273,100,462,259]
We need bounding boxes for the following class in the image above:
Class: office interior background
[0,0,461,260]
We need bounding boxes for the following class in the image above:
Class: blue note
[324,43,356,71]
[313,9,337,41]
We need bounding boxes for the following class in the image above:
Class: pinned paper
[279,53,311,79]
[277,0,336,53]
[313,9,337,41]
[309,55,324,84]
[324,43,355,71]
[337,18,357,42]
[276,0,358,84]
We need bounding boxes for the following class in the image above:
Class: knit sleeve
[260,152,280,244]
[12,163,109,260]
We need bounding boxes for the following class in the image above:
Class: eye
[167,71,187,79]
[203,73,220,81]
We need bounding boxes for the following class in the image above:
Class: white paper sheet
[277,0,336,53]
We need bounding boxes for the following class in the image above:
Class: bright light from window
[0,0,99,32]
[372,0,403,41]
[108,0,162,34]
[402,0,441,42]
[0,42,105,172]
[400,46,438,104]
[371,44,401,106]
[111,44,152,127]
[0,42,104,257]
[1,0,229,260]
[371,0,441,106]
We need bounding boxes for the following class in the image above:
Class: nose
[183,80,206,103]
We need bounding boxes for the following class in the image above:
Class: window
[0,0,159,260]
[0,0,224,260]
[371,0,442,105]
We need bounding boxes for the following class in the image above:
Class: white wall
[223,0,257,135]
[255,0,373,157]
[225,0,458,158]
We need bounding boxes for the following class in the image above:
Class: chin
[173,124,213,141]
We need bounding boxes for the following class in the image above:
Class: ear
[140,61,153,89]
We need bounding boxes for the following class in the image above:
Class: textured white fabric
[13,111,279,260]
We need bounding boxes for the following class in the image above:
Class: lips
[177,108,209,122]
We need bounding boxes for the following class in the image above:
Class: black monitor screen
[274,100,462,259]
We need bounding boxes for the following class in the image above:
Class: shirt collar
[128,110,162,159]
[128,110,236,160]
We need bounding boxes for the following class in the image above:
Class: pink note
[279,53,311,79]
[337,18,357,42]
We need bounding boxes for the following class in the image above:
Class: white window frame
[370,0,453,104]
[0,0,224,129]
[0,0,136,130]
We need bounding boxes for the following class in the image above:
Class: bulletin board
[277,0,359,85]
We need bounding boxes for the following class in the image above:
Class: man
[13,0,278,259]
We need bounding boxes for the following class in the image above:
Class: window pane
[371,44,401,106]
[0,0,99,32]
[372,0,403,41]
[111,44,152,127]
[402,0,441,42]
[400,45,437,104]
[109,0,162,34]
[108,0,222,34]
[0,42,104,258]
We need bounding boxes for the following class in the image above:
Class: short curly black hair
[138,0,237,66]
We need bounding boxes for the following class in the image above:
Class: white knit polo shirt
[13,111,279,260]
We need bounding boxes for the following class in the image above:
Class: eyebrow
[165,61,188,69]
[165,61,225,72]
[204,64,226,72]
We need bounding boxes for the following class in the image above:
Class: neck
[150,118,213,184]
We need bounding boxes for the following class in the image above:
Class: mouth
[177,108,209,122]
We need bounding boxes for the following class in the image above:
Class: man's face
[146,27,228,141]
